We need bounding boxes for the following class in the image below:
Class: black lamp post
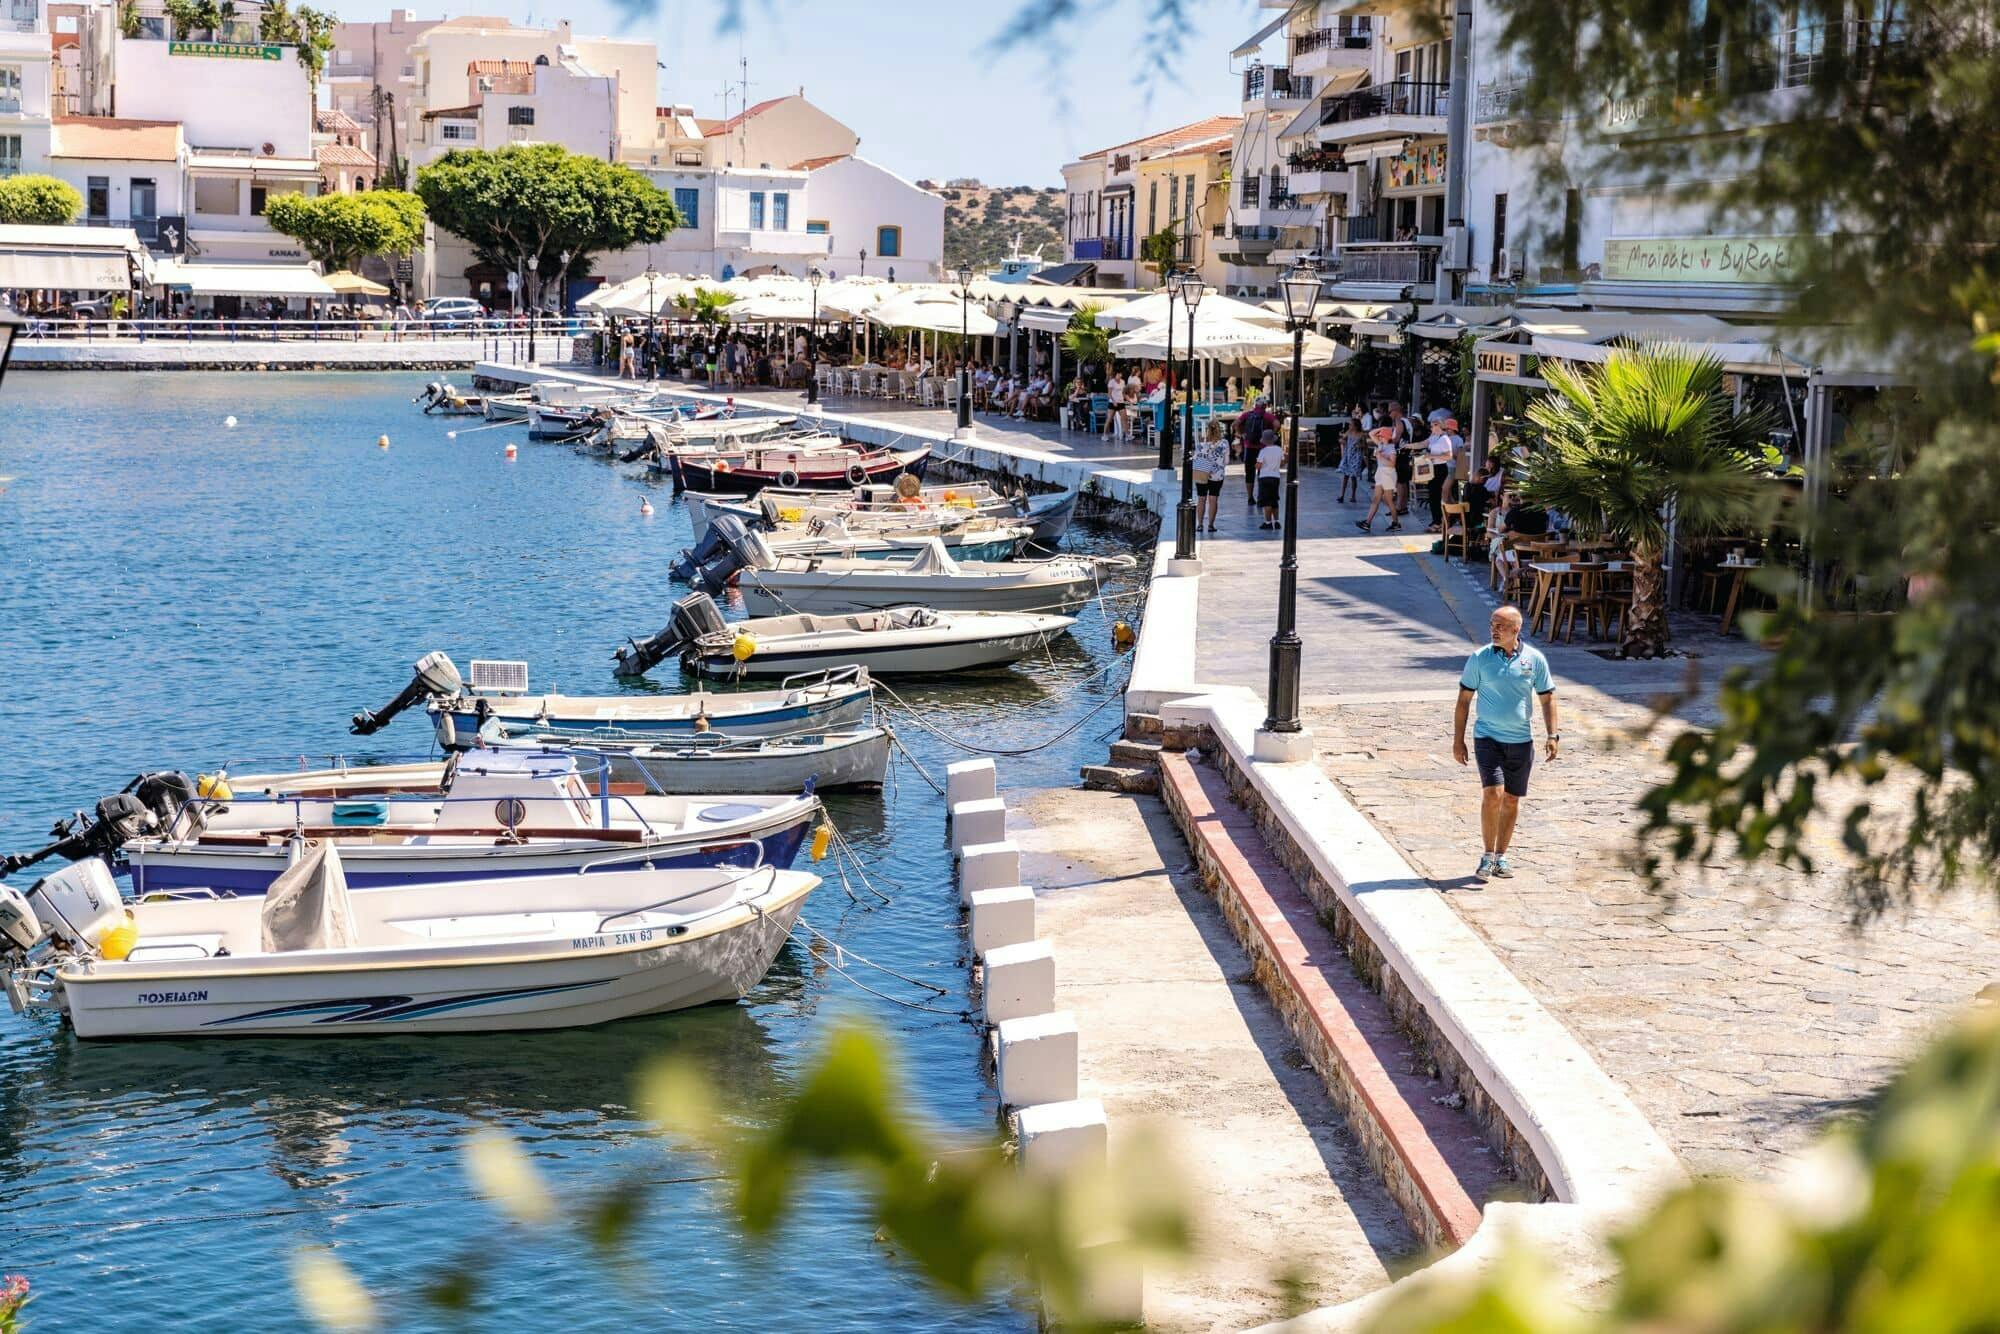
[806,264,823,406]
[0,308,19,385]
[1174,272,1206,562]
[1157,270,1180,473]
[526,253,539,365]
[1264,259,1323,738]
[955,261,974,432]
[643,263,659,374]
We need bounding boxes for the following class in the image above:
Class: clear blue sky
[324,0,1264,186]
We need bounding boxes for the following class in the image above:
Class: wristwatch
[1548,734,1562,741]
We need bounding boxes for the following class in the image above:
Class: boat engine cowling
[23,860,123,951]
[670,517,741,584]
[0,778,180,878]
[0,887,43,953]
[351,651,464,736]
[614,592,728,677]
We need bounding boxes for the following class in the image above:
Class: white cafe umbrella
[727,290,819,323]
[1109,314,1338,362]
[866,289,1002,336]
[1095,288,1289,332]
[603,274,719,317]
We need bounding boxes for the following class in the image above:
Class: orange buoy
[505,443,518,460]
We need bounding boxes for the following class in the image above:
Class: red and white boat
[668,439,930,494]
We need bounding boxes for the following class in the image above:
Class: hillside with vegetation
[939,184,1065,273]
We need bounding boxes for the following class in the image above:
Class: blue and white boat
[114,749,819,896]
[346,654,875,747]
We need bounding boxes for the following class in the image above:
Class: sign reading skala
[1600,235,1804,285]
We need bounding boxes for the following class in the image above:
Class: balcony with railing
[81,216,162,243]
[1242,64,1314,107]
[1290,20,1373,74]
[1072,238,1103,261]
[1213,222,1281,263]
[1318,80,1450,139]
[1322,217,1441,287]
[1285,147,1350,196]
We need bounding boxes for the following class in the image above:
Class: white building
[796,154,941,283]
[0,0,53,181]
[1059,115,1238,289]
[325,7,440,168]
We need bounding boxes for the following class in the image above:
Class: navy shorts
[1257,476,1281,508]
[1195,477,1224,497]
[1474,735,1534,797]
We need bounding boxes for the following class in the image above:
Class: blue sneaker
[1473,853,1494,880]
[1491,855,1514,879]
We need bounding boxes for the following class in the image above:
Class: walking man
[1452,605,1559,880]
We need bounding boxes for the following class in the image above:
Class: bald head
[1492,605,1523,649]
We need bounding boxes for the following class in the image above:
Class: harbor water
[0,373,1146,1329]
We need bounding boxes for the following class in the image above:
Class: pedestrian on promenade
[1256,428,1285,529]
[1453,605,1560,880]
[1356,427,1402,532]
[1238,399,1274,507]
[617,329,636,379]
[1193,419,1230,533]
[1388,403,1415,515]
[1336,418,1367,503]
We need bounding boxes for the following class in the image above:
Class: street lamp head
[1165,269,1186,299]
[1280,260,1321,326]
[1181,273,1207,312]
[955,262,973,289]
[807,265,823,289]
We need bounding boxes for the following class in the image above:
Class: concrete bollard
[1013,1097,1107,1180]
[1074,1241,1145,1326]
[958,841,1020,905]
[969,885,1036,954]
[996,1010,1079,1108]
[981,939,1055,1025]
[945,758,998,812]
[949,797,1006,855]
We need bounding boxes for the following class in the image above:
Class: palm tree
[672,287,736,326]
[1514,344,1772,658]
[1060,304,1110,375]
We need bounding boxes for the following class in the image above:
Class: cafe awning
[0,223,143,290]
[152,260,336,298]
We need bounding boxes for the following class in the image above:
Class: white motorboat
[0,849,815,1039]
[615,591,1071,678]
[346,653,875,744]
[671,513,1027,586]
[98,748,820,896]
[687,482,1078,548]
[702,523,1123,616]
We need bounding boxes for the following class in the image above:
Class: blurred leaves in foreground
[1365,1004,2000,1334]
[293,1020,1191,1330]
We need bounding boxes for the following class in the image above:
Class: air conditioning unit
[1495,247,1513,282]
[1442,224,1472,271]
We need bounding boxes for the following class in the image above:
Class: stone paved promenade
[556,370,2000,1181]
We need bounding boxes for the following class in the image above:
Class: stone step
[1107,739,1163,768]
[1079,763,1159,795]
[1122,711,1164,742]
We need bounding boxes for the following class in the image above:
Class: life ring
[777,468,801,488]
[846,463,868,485]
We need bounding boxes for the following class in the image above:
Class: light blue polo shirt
[1459,642,1553,743]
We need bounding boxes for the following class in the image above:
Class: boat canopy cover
[261,840,358,954]
[904,537,961,576]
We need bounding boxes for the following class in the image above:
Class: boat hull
[435,680,873,743]
[673,449,927,495]
[739,571,1098,616]
[685,627,1064,677]
[125,803,815,896]
[607,730,890,793]
[60,888,809,1039]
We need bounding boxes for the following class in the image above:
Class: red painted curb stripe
[1160,750,1487,1247]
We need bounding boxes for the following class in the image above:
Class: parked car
[420,297,488,329]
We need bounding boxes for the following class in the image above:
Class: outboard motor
[21,860,124,951]
[670,517,741,584]
[614,592,728,678]
[350,651,464,736]
[0,784,167,878]
[688,517,782,594]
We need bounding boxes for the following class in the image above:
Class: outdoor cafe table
[1716,557,1762,636]
[1527,560,1633,638]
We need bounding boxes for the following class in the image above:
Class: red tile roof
[316,142,377,168]
[707,95,786,136]
[468,58,534,74]
[791,153,847,171]
[315,108,362,132]
[1084,114,1242,162]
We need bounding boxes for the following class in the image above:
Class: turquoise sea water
[0,373,1143,1330]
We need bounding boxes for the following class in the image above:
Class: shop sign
[1601,89,1670,134]
[1384,142,1446,192]
[1600,235,1804,285]
[169,41,284,60]
[266,247,304,260]
[1475,347,1521,377]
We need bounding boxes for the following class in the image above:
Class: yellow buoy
[1111,620,1136,649]
[732,633,757,662]
[810,823,832,862]
[195,772,234,801]
[99,911,139,961]
[777,508,804,524]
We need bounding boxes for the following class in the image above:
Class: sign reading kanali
[1600,235,1805,285]
[168,40,284,60]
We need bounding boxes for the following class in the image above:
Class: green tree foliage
[1514,346,1775,658]
[1371,1005,2000,1333]
[1139,225,1180,288]
[1467,0,2000,910]
[670,286,736,325]
[415,145,680,310]
[0,174,83,226]
[1060,304,1111,369]
[163,0,231,38]
[256,0,338,84]
[940,185,1063,272]
[262,190,425,274]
